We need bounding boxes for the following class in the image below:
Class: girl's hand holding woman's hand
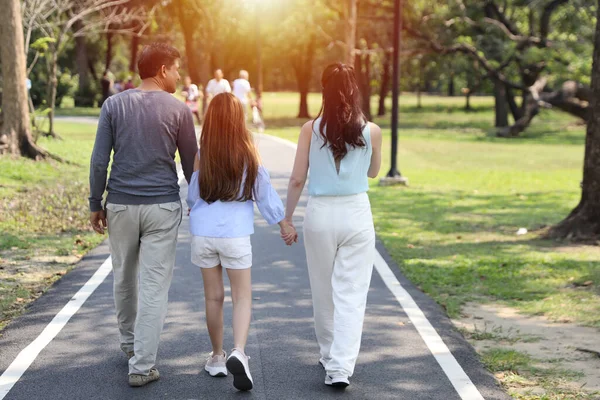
[279,218,298,246]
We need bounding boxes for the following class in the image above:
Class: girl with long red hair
[187,93,296,391]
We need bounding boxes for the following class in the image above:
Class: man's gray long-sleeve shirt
[89,89,198,212]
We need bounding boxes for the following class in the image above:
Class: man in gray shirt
[89,43,197,387]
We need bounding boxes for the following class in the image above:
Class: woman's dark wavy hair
[313,63,366,161]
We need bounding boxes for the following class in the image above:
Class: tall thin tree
[0,0,47,159]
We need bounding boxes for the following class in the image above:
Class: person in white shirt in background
[251,100,265,133]
[205,69,231,105]
[232,70,253,117]
[182,76,202,125]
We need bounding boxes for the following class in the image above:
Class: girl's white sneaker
[226,348,253,391]
[205,350,227,377]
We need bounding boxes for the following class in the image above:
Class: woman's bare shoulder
[302,119,316,130]
[368,122,382,137]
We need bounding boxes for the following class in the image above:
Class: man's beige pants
[106,201,182,375]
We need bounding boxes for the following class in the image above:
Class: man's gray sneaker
[128,368,160,387]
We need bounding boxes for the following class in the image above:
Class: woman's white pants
[303,192,375,378]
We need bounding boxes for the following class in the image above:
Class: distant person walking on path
[283,63,382,389]
[186,93,296,391]
[182,76,203,124]
[100,70,113,106]
[89,43,198,388]
[205,69,231,105]
[124,76,135,90]
[114,79,123,93]
[232,70,252,116]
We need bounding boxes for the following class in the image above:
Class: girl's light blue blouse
[187,166,284,238]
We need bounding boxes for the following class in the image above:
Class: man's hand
[90,210,107,234]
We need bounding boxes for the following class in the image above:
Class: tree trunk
[417,60,423,109]
[355,53,372,120]
[293,61,310,118]
[494,79,509,127]
[46,47,59,138]
[364,53,372,120]
[74,21,93,107]
[345,0,357,65]
[521,89,529,115]
[176,1,202,85]
[298,89,310,119]
[448,73,455,96]
[377,51,391,116]
[0,0,48,158]
[295,33,316,119]
[199,50,210,115]
[105,31,113,71]
[506,84,523,121]
[549,5,600,240]
[88,59,98,81]
[75,24,88,90]
[130,33,140,73]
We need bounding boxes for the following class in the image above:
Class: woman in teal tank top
[284,63,383,388]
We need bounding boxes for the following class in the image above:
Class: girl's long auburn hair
[314,63,366,161]
[199,93,259,203]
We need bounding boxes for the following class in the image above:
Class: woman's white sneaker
[226,348,253,391]
[205,350,227,377]
[325,374,350,388]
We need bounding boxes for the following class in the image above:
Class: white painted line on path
[0,258,113,399]
[373,252,485,400]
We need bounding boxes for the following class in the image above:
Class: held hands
[90,210,107,234]
[279,217,298,246]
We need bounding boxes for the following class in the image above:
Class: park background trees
[4,0,596,136]
[1,0,600,240]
